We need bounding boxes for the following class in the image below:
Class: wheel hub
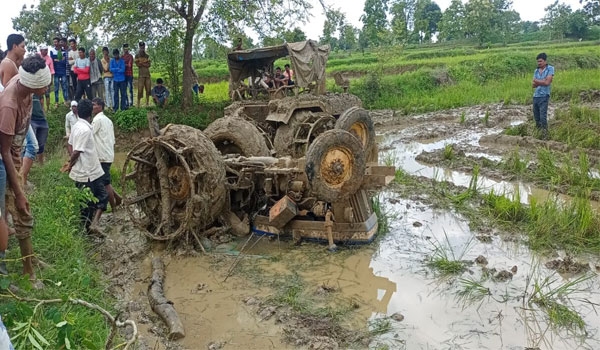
[321,148,353,187]
[167,165,191,200]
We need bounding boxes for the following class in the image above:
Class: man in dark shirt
[151,78,170,107]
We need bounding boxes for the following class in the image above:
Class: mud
[545,256,591,276]
[101,102,600,350]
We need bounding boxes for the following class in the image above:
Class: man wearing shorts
[62,99,108,235]
[135,42,151,107]
[91,98,121,209]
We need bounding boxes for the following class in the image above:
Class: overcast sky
[0,0,586,50]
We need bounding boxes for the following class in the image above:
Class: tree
[360,0,390,47]
[463,0,519,46]
[320,7,346,48]
[569,10,591,38]
[438,0,466,41]
[12,0,98,48]
[413,0,442,42]
[389,0,416,44]
[543,0,574,39]
[581,0,600,25]
[338,25,358,51]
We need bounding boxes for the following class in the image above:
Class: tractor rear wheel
[335,107,376,162]
[204,116,270,156]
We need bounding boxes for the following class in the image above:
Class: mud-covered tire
[273,110,311,157]
[305,129,366,203]
[335,107,375,153]
[204,116,270,156]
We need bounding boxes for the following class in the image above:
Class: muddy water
[378,119,600,209]
[371,194,600,349]
[132,195,600,349]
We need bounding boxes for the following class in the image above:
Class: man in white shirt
[91,98,121,210]
[61,99,107,236]
[65,100,78,155]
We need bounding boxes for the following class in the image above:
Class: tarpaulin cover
[227,40,330,89]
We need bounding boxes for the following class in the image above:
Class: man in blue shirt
[532,52,554,139]
[110,49,127,111]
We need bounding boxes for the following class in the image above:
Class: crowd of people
[45,38,173,110]
[0,33,124,288]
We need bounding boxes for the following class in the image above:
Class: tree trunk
[182,20,195,109]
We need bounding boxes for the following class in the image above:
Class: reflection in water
[369,194,600,349]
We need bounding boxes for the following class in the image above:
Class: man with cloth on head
[0,55,51,284]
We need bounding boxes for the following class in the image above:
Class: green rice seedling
[504,122,529,137]
[459,111,466,124]
[527,194,600,252]
[534,148,560,185]
[372,194,392,235]
[483,110,490,127]
[426,231,471,275]
[502,148,528,176]
[455,277,492,308]
[483,189,528,223]
[527,274,592,333]
[443,144,454,160]
[394,168,409,184]
[451,165,479,204]
[369,318,392,336]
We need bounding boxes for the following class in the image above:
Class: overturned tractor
[121,41,394,246]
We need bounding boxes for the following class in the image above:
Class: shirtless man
[0,34,26,277]
[0,55,51,284]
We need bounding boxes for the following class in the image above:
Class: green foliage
[483,190,528,223]
[111,101,227,133]
[502,149,528,175]
[360,0,390,48]
[1,157,114,349]
[112,108,149,132]
[151,30,184,94]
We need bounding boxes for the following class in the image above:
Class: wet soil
[102,103,600,350]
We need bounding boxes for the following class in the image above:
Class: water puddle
[133,195,600,349]
[380,126,600,209]
[369,194,600,349]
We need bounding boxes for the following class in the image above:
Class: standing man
[134,42,151,107]
[73,47,92,101]
[37,44,54,111]
[67,39,79,99]
[532,53,554,140]
[101,47,114,110]
[91,98,121,210]
[122,44,134,107]
[50,37,69,107]
[110,49,127,111]
[0,55,51,284]
[65,101,78,155]
[89,49,104,100]
[61,99,108,236]
[0,34,26,89]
